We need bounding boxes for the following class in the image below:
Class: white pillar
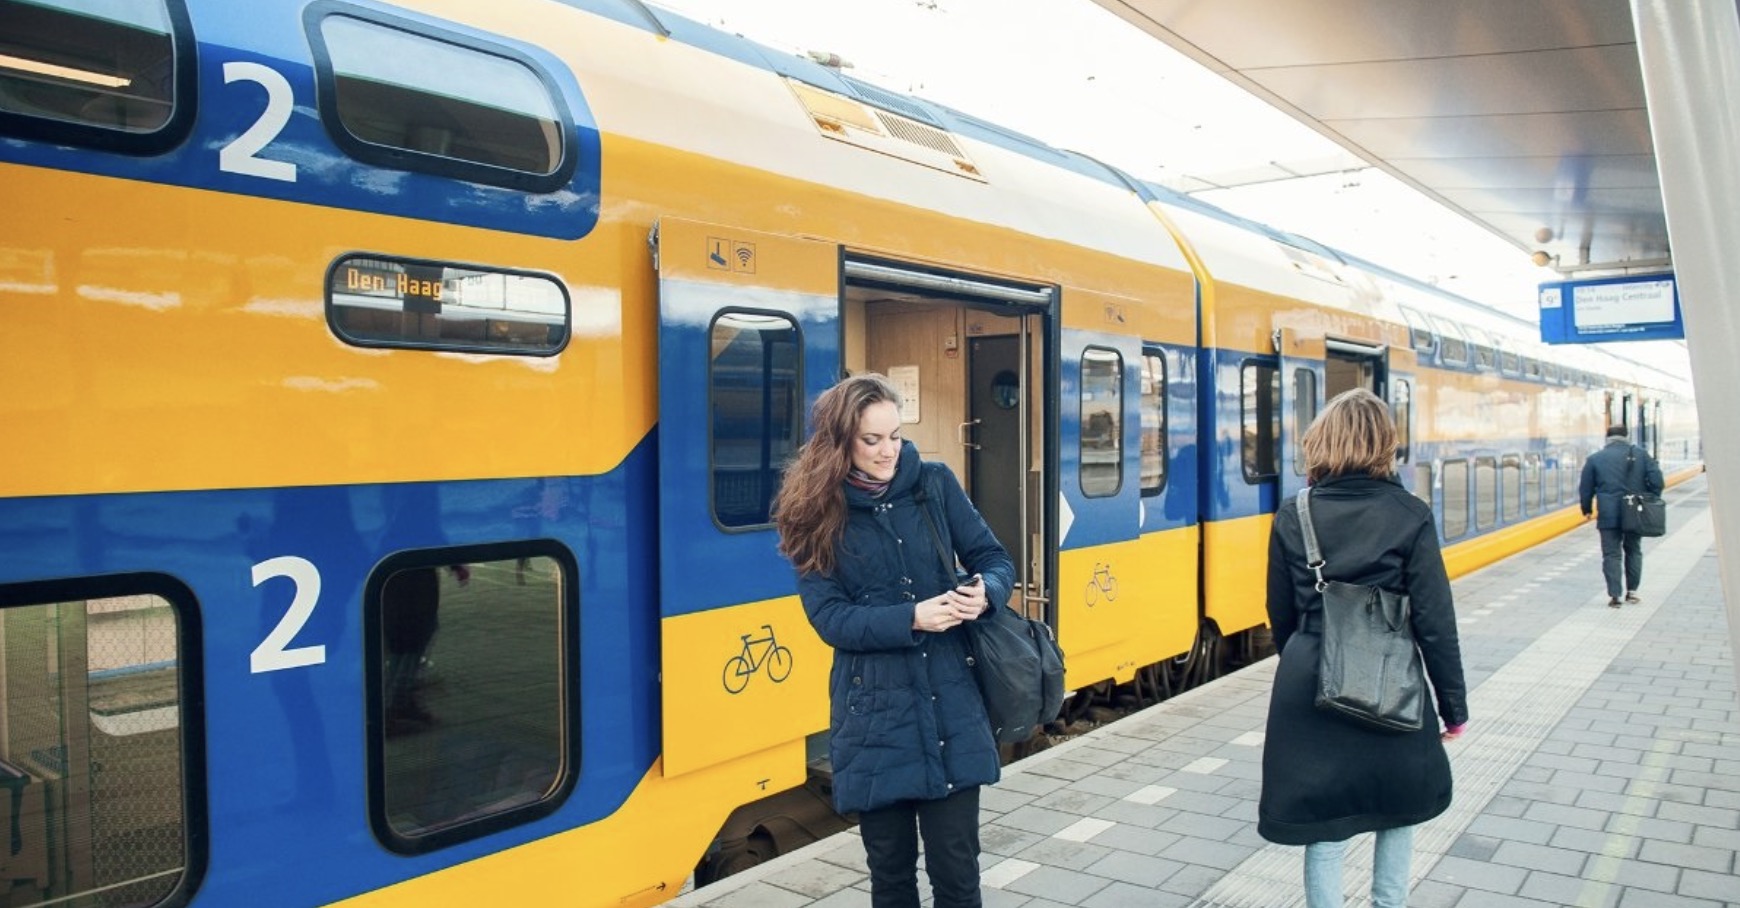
[1630,1,1740,695]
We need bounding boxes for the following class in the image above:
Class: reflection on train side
[2,592,188,908]
[369,554,570,852]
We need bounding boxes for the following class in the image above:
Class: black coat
[1579,438,1664,530]
[1258,474,1470,845]
[796,441,1015,814]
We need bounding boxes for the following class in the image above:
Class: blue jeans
[1305,826,1413,908]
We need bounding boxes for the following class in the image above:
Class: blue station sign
[1538,273,1683,344]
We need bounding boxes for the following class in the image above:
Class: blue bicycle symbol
[1085,562,1119,606]
[722,624,794,694]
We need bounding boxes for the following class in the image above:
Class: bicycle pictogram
[722,623,794,694]
[1084,562,1119,606]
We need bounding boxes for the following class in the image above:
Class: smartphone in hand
[957,573,982,592]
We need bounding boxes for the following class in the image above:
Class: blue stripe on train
[0,438,658,905]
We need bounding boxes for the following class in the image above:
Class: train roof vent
[840,76,942,126]
[785,78,985,182]
[1277,243,1347,285]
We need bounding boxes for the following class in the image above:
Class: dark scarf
[845,468,891,498]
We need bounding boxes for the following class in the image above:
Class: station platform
[673,475,1738,908]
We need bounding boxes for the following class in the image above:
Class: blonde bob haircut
[1301,388,1398,484]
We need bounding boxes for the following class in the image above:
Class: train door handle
[958,419,982,450]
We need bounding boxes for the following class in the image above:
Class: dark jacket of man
[796,441,1015,815]
[1258,474,1469,846]
[1580,437,1665,530]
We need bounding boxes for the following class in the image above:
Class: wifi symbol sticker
[729,241,756,274]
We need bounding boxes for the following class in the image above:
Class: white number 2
[250,556,327,673]
[219,61,297,182]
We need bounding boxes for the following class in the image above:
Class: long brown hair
[774,373,904,576]
[1302,388,1398,484]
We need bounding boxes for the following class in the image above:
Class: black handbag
[916,465,1064,743]
[1296,488,1427,734]
[1621,447,1667,537]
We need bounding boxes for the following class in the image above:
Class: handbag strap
[1624,446,1642,495]
[914,465,956,578]
[1295,487,1329,592]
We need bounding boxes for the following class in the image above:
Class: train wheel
[695,830,776,886]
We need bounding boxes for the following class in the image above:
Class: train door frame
[839,257,1059,622]
[1388,346,1424,504]
[1277,330,1390,500]
[1275,328,1326,501]
[649,217,843,779]
[1324,337,1389,402]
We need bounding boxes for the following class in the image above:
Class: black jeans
[1599,527,1643,598]
[858,786,981,908]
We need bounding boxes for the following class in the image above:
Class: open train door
[651,218,839,779]
[1275,327,1325,500]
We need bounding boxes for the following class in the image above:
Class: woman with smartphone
[773,373,1015,908]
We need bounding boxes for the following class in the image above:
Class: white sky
[654,0,1691,384]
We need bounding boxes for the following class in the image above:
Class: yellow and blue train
[0,0,1699,905]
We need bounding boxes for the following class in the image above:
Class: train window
[1437,334,1468,365]
[710,310,801,528]
[1139,350,1167,496]
[1524,454,1543,513]
[1501,454,1522,520]
[308,9,572,192]
[0,574,202,907]
[1430,317,1468,366]
[1470,344,1496,371]
[1542,456,1561,505]
[367,544,576,854]
[1396,306,1436,355]
[1500,349,1521,375]
[1080,347,1123,497]
[1523,357,1543,381]
[0,0,194,152]
[1241,361,1280,482]
[1410,463,1433,507]
[1392,380,1412,463]
[1474,456,1497,530]
[327,255,569,355]
[1441,459,1469,539]
[1290,367,1317,475]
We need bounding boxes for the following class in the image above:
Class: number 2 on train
[250,556,327,672]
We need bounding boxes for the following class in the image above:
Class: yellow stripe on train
[327,747,804,908]
[1058,527,1200,688]
[660,596,828,778]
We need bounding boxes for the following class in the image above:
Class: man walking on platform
[1579,425,1664,607]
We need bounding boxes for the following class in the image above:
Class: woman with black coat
[773,373,1014,908]
[1259,388,1470,908]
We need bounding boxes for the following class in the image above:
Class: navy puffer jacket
[1579,438,1664,529]
[797,441,1015,814]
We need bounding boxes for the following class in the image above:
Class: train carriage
[0,0,1697,906]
